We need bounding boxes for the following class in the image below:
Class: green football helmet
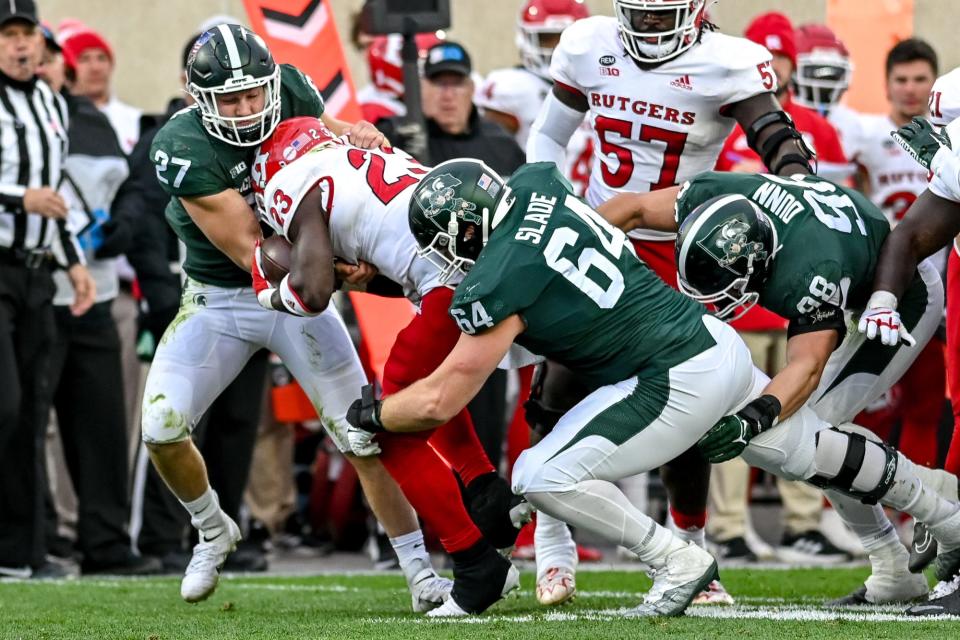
[408,159,507,283]
[186,24,281,147]
[675,193,776,321]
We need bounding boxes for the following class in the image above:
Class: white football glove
[346,425,381,457]
[857,290,916,347]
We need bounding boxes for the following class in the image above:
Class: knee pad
[807,427,898,505]
[141,394,193,445]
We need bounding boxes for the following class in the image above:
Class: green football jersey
[151,64,325,287]
[675,172,891,322]
[450,163,716,389]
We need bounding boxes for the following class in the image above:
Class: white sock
[673,525,706,550]
[824,489,899,554]
[881,454,959,531]
[534,512,577,580]
[180,487,225,540]
[529,480,684,571]
[390,530,432,585]
[869,538,910,576]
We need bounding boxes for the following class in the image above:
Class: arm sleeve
[929,119,960,203]
[930,149,960,203]
[787,305,846,342]
[526,89,584,167]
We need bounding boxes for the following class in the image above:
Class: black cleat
[909,521,938,573]
[433,541,520,616]
[825,585,869,607]
[713,536,757,563]
[906,578,960,616]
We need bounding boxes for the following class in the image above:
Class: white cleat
[536,566,576,606]
[180,515,242,603]
[626,543,718,618]
[425,565,520,617]
[692,579,735,605]
[410,567,453,613]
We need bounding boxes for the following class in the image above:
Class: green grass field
[1,567,957,640]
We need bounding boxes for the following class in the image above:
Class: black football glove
[891,116,952,170]
[345,383,384,456]
[698,394,781,463]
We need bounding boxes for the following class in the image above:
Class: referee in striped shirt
[0,0,95,578]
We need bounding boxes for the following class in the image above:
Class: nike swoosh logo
[914,532,934,554]
[202,531,224,543]
[909,605,945,613]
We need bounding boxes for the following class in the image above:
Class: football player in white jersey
[930,67,960,127]
[792,23,862,163]
[524,0,814,606]
[856,40,951,582]
[864,82,960,614]
[475,0,593,195]
[357,32,442,126]
[250,118,526,617]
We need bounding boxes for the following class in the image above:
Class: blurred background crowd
[2,0,959,578]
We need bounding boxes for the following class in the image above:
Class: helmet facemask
[190,67,282,147]
[410,163,507,284]
[676,197,775,322]
[613,0,707,65]
[517,25,566,78]
[677,266,760,321]
[792,50,852,114]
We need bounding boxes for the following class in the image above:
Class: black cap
[423,42,471,79]
[40,23,59,52]
[0,0,38,28]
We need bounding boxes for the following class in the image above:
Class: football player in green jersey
[143,25,452,610]
[597,170,956,605]
[345,159,960,616]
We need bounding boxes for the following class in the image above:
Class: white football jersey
[930,67,960,128]
[855,114,930,226]
[356,84,407,119]
[828,103,865,161]
[260,141,446,302]
[548,16,773,240]
[476,66,594,196]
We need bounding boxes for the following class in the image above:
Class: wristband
[865,290,898,310]
[278,274,318,316]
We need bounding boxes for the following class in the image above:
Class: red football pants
[377,287,495,553]
[945,248,960,474]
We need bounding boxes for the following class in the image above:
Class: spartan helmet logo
[697,219,768,274]
[417,173,481,229]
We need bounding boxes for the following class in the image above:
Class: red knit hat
[744,12,797,67]
[58,19,113,70]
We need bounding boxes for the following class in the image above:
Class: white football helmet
[516,0,590,79]
[612,0,710,65]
